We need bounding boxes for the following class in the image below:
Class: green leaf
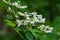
[5,19,16,27]
[52,16,60,35]
[25,31,34,40]
[30,29,40,33]
[32,32,40,39]
[56,4,60,11]
[5,15,13,19]
[52,16,60,27]
[40,34,51,40]
[30,29,40,39]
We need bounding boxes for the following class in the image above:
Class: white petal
[38,24,45,29]
[17,1,20,3]
[40,24,46,28]
[31,12,37,15]
[26,16,30,20]
[20,6,27,9]
[30,21,35,24]
[15,15,18,18]
[16,19,20,22]
[16,19,22,27]
[45,30,52,33]
[45,27,53,33]
[7,7,11,11]
[37,15,42,19]
[12,2,18,6]
[39,18,46,23]
[18,12,24,16]
[34,17,39,22]
[25,20,30,23]
[24,20,28,25]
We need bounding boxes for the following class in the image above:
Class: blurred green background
[0,0,60,40]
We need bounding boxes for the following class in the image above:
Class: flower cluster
[16,11,53,33]
[3,0,27,9]
[38,24,53,33]
[3,0,53,33]
[16,12,46,26]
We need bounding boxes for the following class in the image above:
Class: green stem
[13,27,25,40]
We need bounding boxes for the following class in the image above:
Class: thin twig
[13,27,25,40]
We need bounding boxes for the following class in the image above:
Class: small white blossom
[33,16,39,22]
[44,27,53,33]
[20,6,27,9]
[16,19,22,27]
[31,12,37,16]
[15,15,19,18]
[30,21,35,24]
[12,2,18,6]
[39,18,46,23]
[17,1,20,3]
[39,24,46,28]
[38,24,46,31]
[18,12,30,17]
[7,7,12,11]
[25,20,30,23]
[38,25,53,33]
[26,16,35,24]
[24,12,31,17]
[26,16,30,20]
[24,20,28,25]
[18,12,24,16]
[37,15,42,19]
[37,15,46,23]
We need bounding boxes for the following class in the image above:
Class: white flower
[24,20,28,25]
[38,24,46,31]
[12,2,18,6]
[20,6,27,9]
[33,16,39,22]
[37,15,42,19]
[24,12,30,17]
[15,14,19,18]
[18,12,24,16]
[38,24,53,33]
[39,18,46,23]
[26,16,30,20]
[18,12,30,17]
[7,7,11,11]
[16,19,22,27]
[17,1,20,3]
[25,20,30,23]
[26,16,35,24]
[37,15,46,23]
[39,24,46,28]
[30,21,35,24]
[3,0,10,4]
[44,27,53,33]
[31,12,37,15]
